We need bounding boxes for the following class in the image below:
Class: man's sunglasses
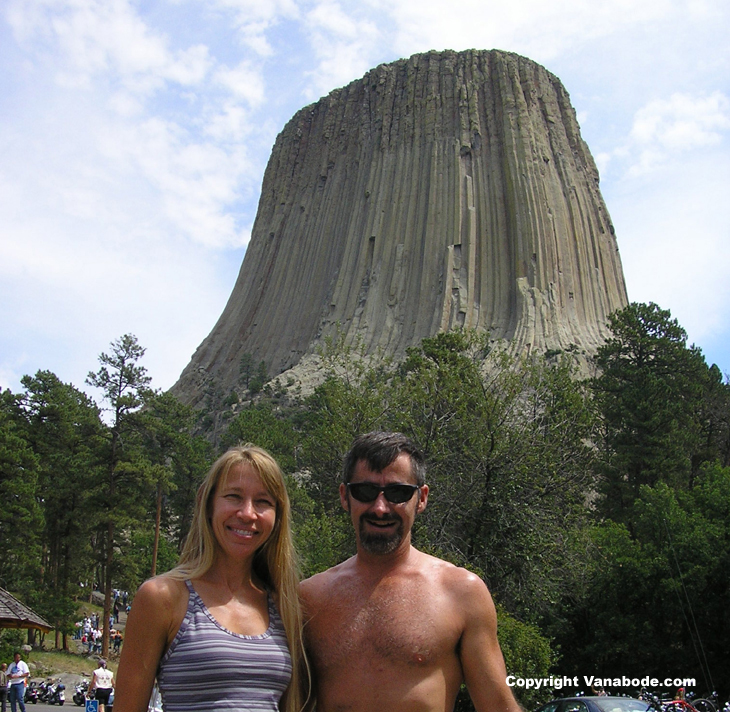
[346,482,420,504]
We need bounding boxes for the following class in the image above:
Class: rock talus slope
[173,49,628,405]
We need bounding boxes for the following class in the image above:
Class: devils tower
[173,49,628,405]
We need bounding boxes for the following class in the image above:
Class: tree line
[0,335,212,657]
[1,303,729,707]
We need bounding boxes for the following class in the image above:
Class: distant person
[0,662,8,712]
[7,652,28,712]
[113,445,309,712]
[301,431,523,712]
[90,660,114,712]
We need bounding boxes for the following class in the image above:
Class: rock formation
[173,49,628,406]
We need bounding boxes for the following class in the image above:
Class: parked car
[536,697,653,712]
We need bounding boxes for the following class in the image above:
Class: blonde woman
[114,445,308,712]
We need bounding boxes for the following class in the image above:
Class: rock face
[173,49,628,405]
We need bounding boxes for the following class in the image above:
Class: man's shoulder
[417,552,493,605]
[418,551,484,584]
[301,557,356,597]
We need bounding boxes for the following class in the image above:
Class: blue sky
[1,0,728,396]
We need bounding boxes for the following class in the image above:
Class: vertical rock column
[173,49,627,405]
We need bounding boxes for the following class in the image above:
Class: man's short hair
[343,431,426,485]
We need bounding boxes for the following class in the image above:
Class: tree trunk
[151,480,163,577]
[102,519,114,658]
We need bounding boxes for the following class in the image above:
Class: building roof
[0,587,52,633]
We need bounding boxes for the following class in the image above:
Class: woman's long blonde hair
[169,444,310,712]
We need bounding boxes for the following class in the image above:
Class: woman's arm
[112,577,187,712]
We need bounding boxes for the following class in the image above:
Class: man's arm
[454,570,523,712]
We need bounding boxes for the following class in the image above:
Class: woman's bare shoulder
[134,574,189,613]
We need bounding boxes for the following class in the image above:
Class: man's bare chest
[308,578,460,671]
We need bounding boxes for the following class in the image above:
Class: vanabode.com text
[506,676,697,690]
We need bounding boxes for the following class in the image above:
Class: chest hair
[310,575,455,670]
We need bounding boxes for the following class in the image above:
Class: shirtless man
[300,431,522,712]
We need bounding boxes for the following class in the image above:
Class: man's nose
[370,492,390,513]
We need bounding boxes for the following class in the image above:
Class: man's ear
[339,482,350,513]
[416,484,429,514]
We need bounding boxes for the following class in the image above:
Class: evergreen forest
[1,302,729,709]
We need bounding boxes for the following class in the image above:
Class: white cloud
[204,102,253,142]
[7,0,213,95]
[628,92,730,175]
[609,150,730,344]
[302,1,381,97]
[209,0,300,55]
[593,91,730,178]
[370,0,680,61]
[214,60,266,106]
[88,114,255,248]
[307,0,359,37]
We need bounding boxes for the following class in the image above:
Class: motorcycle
[43,679,66,706]
[24,681,39,704]
[73,680,89,706]
[37,680,53,703]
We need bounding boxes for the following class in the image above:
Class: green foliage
[86,334,153,422]
[115,526,180,589]
[249,361,269,395]
[138,391,211,561]
[3,301,730,693]
[19,371,104,632]
[394,332,596,619]
[294,329,596,620]
[288,478,352,578]
[239,353,255,387]
[166,434,212,551]
[298,331,396,506]
[222,402,299,472]
[0,629,25,662]
[455,606,554,711]
[592,302,727,521]
[555,462,730,691]
[0,338,211,651]
[86,335,164,653]
[497,606,555,708]
[0,388,43,594]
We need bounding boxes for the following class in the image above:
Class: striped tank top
[157,580,292,711]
